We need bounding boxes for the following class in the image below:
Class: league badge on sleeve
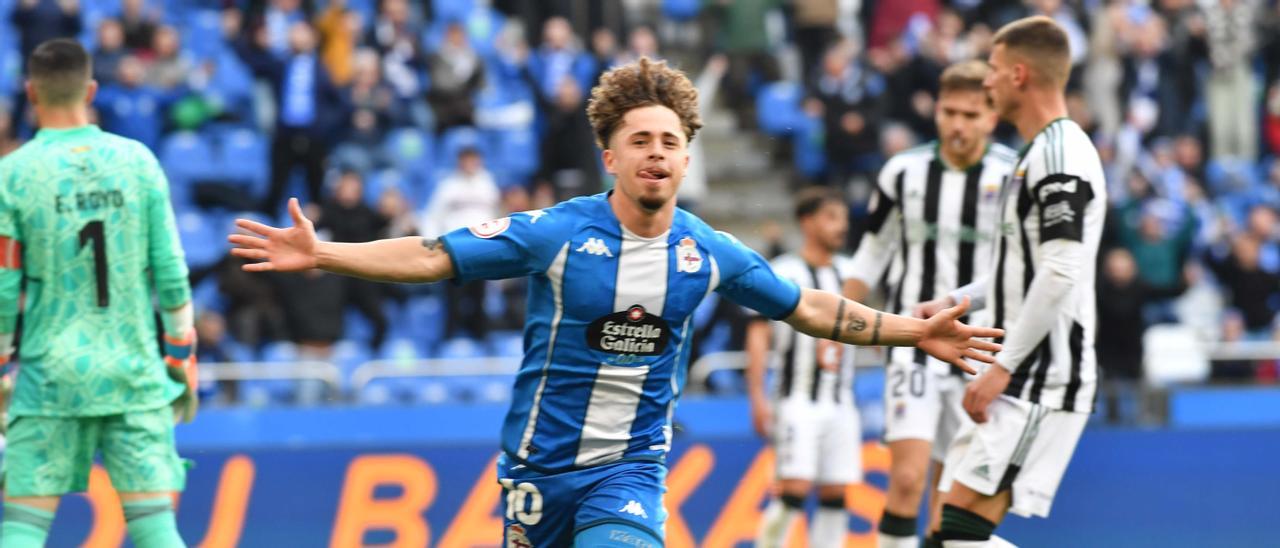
[676,237,702,273]
[469,217,512,239]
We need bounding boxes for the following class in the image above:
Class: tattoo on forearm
[847,313,866,333]
[831,299,845,340]
[870,311,883,345]
[422,238,441,251]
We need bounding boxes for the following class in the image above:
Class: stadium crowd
[3,0,1280,408]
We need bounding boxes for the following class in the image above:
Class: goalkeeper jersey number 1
[0,125,191,417]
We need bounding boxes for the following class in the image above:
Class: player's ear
[83,80,98,105]
[23,80,36,106]
[602,147,616,175]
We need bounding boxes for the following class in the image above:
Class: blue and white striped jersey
[442,193,801,471]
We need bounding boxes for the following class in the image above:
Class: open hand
[228,198,320,272]
[749,398,772,439]
[915,297,1003,375]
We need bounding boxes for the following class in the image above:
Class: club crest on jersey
[676,237,702,273]
[469,217,511,239]
[506,524,533,548]
[586,304,670,356]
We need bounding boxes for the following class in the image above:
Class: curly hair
[586,57,703,150]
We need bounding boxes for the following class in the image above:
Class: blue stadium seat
[343,308,373,345]
[217,128,269,197]
[487,127,539,188]
[438,337,485,359]
[365,168,409,208]
[183,9,227,60]
[405,295,444,356]
[0,43,19,98]
[331,339,372,377]
[487,330,523,358]
[662,0,701,21]
[435,126,488,171]
[379,338,421,361]
[383,127,434,176]
[176,210,226,268]
[159,131,217,207]
[191,276,225,314]
[432,0,473,22]
[755,82,806,136]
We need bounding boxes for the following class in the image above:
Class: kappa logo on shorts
[619,500,649,519]
[469,217,511,239]
[506,524,533,548]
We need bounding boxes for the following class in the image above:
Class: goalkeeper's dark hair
[586,56,702,149]
[794,186,846,221]
[27,39,92,107]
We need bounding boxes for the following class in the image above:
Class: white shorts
[938,395,1089,518]
[882,359,972,462]
[773,398,863,485]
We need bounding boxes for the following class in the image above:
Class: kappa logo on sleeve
[469,217,511,239]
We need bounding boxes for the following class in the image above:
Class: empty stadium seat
[438,337,486,360]
[182,9,227,60]
[662,0,701,20]
[159,131,218,207]
[488,330,523,358]
[487,127,539,188]
[755,82,805,136]
[217,128,269,196]
[176,210,226,268]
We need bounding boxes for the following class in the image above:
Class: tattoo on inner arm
[422,238,441,251]
[830,299,845,340]
[870,311,883,346]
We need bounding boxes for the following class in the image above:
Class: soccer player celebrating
[747,187,863,547]
[0,40,197,547]
[842,61,1016,548]
[230,57,1003,546]
[917,17,1107,547]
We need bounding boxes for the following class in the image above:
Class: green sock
[123,497,187,548]
[1,502,55,548]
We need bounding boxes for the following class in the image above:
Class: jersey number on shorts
[78,220,109,307]
[499,479,544,525]
[891,368,925,398]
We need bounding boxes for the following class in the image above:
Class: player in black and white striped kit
[748,187,861,548]
[843,61,1016,548]
[918,17,1107,547]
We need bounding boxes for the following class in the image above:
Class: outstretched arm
[229,198,455,283]
[782,288,1002,374]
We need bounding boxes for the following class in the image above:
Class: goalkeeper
[0,39,196,547]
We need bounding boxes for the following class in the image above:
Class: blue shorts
[497,453,668,546]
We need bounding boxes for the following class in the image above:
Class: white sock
[988,534,1018,548]
[756,498,800,548]
[942,537,1018,548]
[811,504,847,547]
[878,532,919,548]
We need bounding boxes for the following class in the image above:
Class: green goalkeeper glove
[163,330,199,424]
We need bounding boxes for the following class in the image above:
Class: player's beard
[638,193,668,211]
